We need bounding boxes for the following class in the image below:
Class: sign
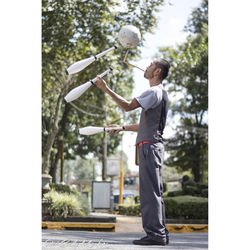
[92,181,111,209]
[106,158,120,176]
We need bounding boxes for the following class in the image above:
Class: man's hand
[94,76,108,91]
[107,124,122,134]
[94,76,141,112]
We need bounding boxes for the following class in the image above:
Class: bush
[49,183,75,194]
[163,182,168,193]
[181,175,208,197]
[163,195,208,219]
[119,195,208,219]
[135,195,140,204]
[44,190,88,220]
[183,185,201,196]
[197,183,208,190]
[182,175,190,182]
[201,188,208,197]
[167,190,184,197]
[118,204,141,216]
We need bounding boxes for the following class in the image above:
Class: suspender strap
[158,91,166,135]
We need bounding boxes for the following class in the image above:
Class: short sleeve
[135,88,159,110]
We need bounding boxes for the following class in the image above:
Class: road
[42,230,208,249]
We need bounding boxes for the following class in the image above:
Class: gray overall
[136,86,169,242]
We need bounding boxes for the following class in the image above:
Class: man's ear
[154,68,161,77]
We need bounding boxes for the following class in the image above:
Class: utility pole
[102,130,107,180]
[102,108,107,181]
[119,111,125,204]
[119,157,124,204]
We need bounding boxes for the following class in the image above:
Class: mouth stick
[123,50,145,72]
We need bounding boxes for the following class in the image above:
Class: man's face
[144,61,157,79]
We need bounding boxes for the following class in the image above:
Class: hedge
[118,195,208,220]
[167,190,184,197]
[163,195,208,219]
[118,204,141,216]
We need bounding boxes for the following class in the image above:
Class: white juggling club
[64,67,113,103]
[79,126,124,136]
[66,46,117,75]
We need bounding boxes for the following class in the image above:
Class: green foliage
[159,0,208,182]
[197,182,208,190]
[118,204,141,216]
[183,185,200,196]
[49,183,71,193]
[49,183,81,197]
[184,0,208,35]
[119,194,208,219]
[64,156,97,181]
[182,175,190,183]
[167,190,183,197]
[166,175,208,197]
[44,189,89,220]
[163,195,208,219]
[181,175,196,189]
[181,175,208,197]
[163,182,168,193]
[135,195,140,204]
[124,196,135,205]
[42,0,167,175]
[201,188,208,198]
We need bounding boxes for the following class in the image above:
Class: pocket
[150,144,164,166]
[138,145,149,163]
[142,145,149,158]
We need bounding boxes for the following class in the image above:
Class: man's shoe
[166,235,169,245]
[133,236,166,246]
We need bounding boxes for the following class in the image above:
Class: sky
[122,0,202,172]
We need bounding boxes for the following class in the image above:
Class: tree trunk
[42,94,63,174]
[42,75,73,174]
[192,162,201,183]
[49,144,61,183]
[48,103,71,182]
[192,134,201,182]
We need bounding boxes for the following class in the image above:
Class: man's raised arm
[94,76,141,112]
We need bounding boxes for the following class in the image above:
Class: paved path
[42,230,208,249]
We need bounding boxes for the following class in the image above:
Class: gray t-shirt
[135,84,169,144]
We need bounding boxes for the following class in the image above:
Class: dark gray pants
[138,142,168,242]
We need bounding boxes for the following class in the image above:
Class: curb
[42,222,116,231]
[42,221,207,233]
[166,224,208,233]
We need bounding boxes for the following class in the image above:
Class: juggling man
[95,58,170,246]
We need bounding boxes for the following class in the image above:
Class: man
[95,59,170,246]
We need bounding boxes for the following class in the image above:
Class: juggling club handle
[104,126,124,132]
[90,67,113,85]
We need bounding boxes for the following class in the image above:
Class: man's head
[144,59,170,81]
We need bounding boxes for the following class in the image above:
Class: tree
[63,156,98,183]
[42,0,167,178]
[158,0,208,182]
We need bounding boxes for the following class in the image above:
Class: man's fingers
[107,124,121,134]
[107,129,121,134]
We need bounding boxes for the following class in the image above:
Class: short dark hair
[155,59,170,80]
